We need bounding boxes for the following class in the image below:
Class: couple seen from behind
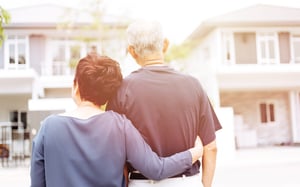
[30,20,222,187]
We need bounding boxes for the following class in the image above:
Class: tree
[58,0,128,68]
[0,6,10,47]
[165,42,193,63]
[164,41,195,72]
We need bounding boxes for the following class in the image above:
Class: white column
[215,107,236,164]
[289,91,300,143]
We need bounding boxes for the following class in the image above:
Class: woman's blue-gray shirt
[30,111,192,187]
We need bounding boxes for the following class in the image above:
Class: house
[0,4,129,136]
[184,4,300,149]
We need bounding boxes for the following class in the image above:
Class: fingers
[194,136,203,158]
[189,136,204,163]
[194,136,203,147]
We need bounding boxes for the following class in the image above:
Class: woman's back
[32,111,127,187]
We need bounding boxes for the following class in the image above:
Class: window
[9,110,27,130]
[222,33,234,64]
[203,47,210,62]
[259,102,276,124]
[43,39,102,76]
[257,33,279,64]
[49,40,88,75]
[291,35,300,63]
[234,32,257,64]
[5,35,29,69]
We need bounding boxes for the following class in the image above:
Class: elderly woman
[30,54,202,187]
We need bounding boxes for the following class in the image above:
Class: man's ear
[128,45,138,59]
[163,38,169,53]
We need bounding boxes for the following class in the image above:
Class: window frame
[47,39,90,76]
[256,32,280,65]
[4,35,30,69]
[290,34,300,63]
[222,32,235,65]
[258,100,277,125]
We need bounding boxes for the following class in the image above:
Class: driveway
[0,146,299,187]
[214,146,300,187]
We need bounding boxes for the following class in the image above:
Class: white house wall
[185,29,221,107]
[184,30,237,155]
[0,94,30,121]
[29,35,47,75]
[183,5,300,148]
[0,46,4,68]
[221,91,292,146]
[183,27,300,147]
[0,69,38,95]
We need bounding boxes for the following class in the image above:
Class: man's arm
[201,140,217,187]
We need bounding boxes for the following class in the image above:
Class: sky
[1,0,300,43]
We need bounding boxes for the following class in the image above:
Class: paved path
[214,146,300,187]
[0,165,30,187]
[0,146,299,187]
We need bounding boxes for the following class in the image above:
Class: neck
[143,61,164,66]
[60,100,103,119]
[78,100,99,109]
[142,58,165,67]
[139,53,165,67]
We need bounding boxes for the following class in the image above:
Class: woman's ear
[72,82,81,104]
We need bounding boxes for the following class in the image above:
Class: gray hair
[126,20,164,58]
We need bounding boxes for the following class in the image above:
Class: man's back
[107,65,221,176]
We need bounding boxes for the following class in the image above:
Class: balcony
[217,64,300,91]
[0,69,38,95]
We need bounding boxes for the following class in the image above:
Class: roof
[8,4,90,24]
[207,4,300,25]
[4,4,129,28]
[187,4,300,41]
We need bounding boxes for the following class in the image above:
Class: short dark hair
[74,54,123,106]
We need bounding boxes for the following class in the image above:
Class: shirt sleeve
[189,76,222,146]
[106,81,129,114]
[30,121,46,187]
[123,117,192,180]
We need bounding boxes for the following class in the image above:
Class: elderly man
[107,20,222,187]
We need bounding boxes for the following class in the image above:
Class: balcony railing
[218,63,300,74]
[216,63,300,90]
[41,61,75,76]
